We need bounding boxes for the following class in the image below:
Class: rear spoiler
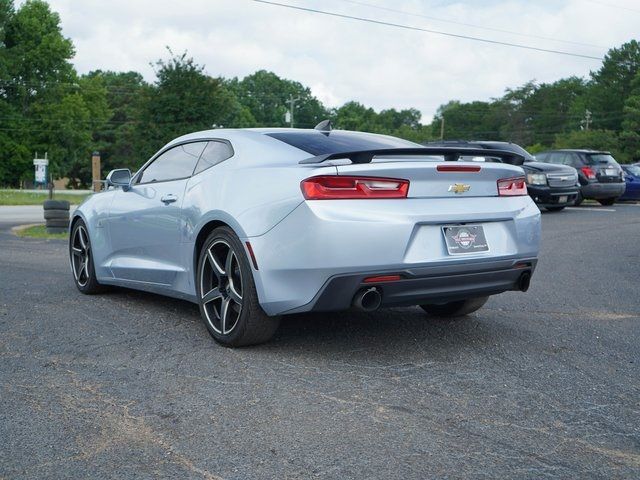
[299,147,525,166]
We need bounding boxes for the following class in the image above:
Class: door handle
[161,194,178,204]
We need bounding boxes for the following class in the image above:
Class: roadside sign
[33,155,49,185]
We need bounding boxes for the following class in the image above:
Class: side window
[193,141,234,175]
[535,153,548,162]
[567,153,580,167]
[546,153,560,164]
[138,142,207,184]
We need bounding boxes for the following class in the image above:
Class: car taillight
[581,166,597,179]
[497,176,527,196]
[301,175,409,200]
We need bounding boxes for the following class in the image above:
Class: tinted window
[548,153,568,165]
[543,153,559,164]
[193,141,234,175]
[559,153,574,166]
[138,142,206,183]
[585,154,619,166]
[266,131,420,156]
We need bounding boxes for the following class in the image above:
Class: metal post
[92,151,101,193]
[288,95,301,128]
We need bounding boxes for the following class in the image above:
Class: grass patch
[0,189,90,206]
[15,224,68,240]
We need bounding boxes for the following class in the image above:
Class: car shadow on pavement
[266,309,512,360]
[95,286,514,360]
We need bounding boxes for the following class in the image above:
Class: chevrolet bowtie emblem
[448,183,471,194]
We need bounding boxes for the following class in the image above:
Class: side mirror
[106,169,132,191]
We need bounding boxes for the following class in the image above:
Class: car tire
[197,227,280,347]
[44,209,69,220]
[420,296,489,317]
[69,220,104,294]
[43,199,70,210]
[46,219,70,228]
[545,206,565,212]
[574,191,584,206]
[597,197,616,206]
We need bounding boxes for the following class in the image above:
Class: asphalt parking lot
[1,205,639,479]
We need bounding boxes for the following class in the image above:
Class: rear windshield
[585,154,619,166]
[266,131,420,156]
[624,165,640,176]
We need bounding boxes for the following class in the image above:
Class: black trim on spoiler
[298,147,525,166]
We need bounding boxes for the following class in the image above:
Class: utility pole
[440,116,445,140]
[582,109,592,131]
[287,95,301,128]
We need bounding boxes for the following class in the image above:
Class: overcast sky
[25,0,640,122]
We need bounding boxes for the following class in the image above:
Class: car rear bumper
[285,257,538,313]
[528,185,579,207]
[246,196,541,315]
[581,182,625,199]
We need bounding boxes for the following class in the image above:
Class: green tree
[3,0,74,113]
[620,71,640,162]
[136,50,244,161]
[587,40,640,131]
[430,100,503,141]
[553,129,625,161]
[521,77,588,145]
[0,0,93,186]
[332,101,429,142]
[29,75,110,186]
[85,70,150,172]
[230,70,327,128]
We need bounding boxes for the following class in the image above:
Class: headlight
[526,173,547,185]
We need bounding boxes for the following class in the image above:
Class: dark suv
[535,150,625,206]
[425,140,580,211]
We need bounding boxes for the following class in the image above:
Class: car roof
[539,149,611,155]
[165,127,403,146]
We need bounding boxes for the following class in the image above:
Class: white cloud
[22,0,640,122]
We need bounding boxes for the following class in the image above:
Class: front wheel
[69,220,105,294]
[574,191,584,206]
[420,296,489,318]
[597,197,616,206]
[197,227,280,347]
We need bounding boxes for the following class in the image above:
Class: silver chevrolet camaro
[69,123,541,346]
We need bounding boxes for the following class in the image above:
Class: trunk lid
[336,159,525,198]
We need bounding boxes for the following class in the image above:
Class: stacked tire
[43,200,70,234]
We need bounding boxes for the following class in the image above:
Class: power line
[335,0,606,50]
[585,0,640,14]
[252,0,604,61]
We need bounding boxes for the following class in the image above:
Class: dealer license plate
[442,225,489,255]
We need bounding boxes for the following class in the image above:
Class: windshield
[266,131,421,156]
[585,154,619,166]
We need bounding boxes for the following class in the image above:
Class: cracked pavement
[1,205,639,479]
